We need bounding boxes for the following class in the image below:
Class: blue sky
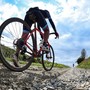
[0,0,90,67]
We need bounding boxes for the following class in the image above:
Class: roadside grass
[31,62,70,68]
[77,57,90,69]
[0,57,70,68]
[0,45,70,68]
[54,63,70,68]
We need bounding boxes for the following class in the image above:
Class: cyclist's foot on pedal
[39,40,49,52]
[12,54,19,67]
[41,45,49,52]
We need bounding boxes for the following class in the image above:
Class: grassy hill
[0,44,70,68]
[31,58,70,68]
[54,63,70,68]
[31,62,70,68]
[77,57,90,69]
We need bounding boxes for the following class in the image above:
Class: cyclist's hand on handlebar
[55,32,59,39]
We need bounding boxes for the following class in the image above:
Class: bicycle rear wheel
[0,17,34,72]
[42,45,55,71]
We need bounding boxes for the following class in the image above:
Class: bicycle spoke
[0,18,34,72]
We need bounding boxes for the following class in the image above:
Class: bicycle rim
[0,17,34,72]
[42,45,55,71]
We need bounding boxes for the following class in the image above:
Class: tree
[81,48,86,59]
[76,48,86,64]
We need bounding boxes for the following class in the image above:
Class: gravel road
[0,64,90,90]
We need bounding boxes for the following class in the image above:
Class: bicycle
[0,17,55,72]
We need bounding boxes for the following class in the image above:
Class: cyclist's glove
[55,32,59,39]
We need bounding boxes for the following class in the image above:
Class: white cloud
[54,0,90,25]
[1,0,90,25]
[0,0,25,25]
[60,33,71,40]
[23,0,90,29]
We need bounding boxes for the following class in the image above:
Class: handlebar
[49,33,55,35]
[49,32,58,39]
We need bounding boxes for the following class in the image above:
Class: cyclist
[13,7,59,67]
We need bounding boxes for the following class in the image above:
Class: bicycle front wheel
[42,45,55,71]
[0,17,34,72]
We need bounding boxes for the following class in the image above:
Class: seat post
[34,22,37,55]
[34,23,37,28]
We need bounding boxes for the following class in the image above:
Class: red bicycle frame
[23,23,50,57]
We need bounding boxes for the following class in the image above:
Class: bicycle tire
[42,45,55,71]
[0,17,34,72]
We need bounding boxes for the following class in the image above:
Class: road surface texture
[0,64,90,90]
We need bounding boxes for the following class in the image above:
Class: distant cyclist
[13,7,59,67]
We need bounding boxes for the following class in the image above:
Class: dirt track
[0,64,90,90]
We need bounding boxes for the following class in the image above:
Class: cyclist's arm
[45,10,59,38]
[48,18,57,33]
[48,18,59,38]
[46,10,57,33]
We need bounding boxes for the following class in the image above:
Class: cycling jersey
[23,7,56,33]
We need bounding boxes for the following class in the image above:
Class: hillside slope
[77,57,90,69]
[0,44,70,68]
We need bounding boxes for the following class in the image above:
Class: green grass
[77,57,90,69]
[54,63,70,68]
[0,56,70,68]
[31,62,42,67]
[0,44,70,68]
[31,62,70,68]
[31,58,70,68]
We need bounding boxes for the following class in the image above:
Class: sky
[0,0,90,67]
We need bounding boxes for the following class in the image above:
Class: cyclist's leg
[34,11,49,51]
[22,15,33,41]
[13,18,33,67]
[43,25,49,43]
[34,11,49,43]
[17,18,33,48]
